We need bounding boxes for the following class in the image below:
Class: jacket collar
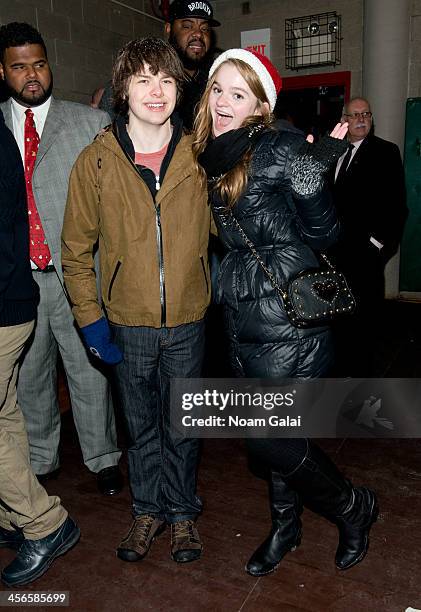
[110,112,189,200]
[0,96,64,170]
[35,97,65,168]
[112,111,183,167]
[1,99,13,131]
[95,115,195,204]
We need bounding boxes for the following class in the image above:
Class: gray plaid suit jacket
[0,97,119,475]
[0,97,110,281]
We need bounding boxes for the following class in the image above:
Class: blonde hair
[192,58,274,208]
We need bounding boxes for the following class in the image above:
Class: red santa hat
[208,48,282,111]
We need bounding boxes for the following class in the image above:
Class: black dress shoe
[1,516,80,587]
[97,465,123,495]
[0,526,24,550]
[36,468,61,485]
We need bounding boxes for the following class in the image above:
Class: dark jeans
[111,320,205,523]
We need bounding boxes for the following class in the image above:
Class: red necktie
[24,108,51,269]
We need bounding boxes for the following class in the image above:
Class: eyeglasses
[343,111,372,119]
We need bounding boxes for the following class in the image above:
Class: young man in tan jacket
[62,38,212,564]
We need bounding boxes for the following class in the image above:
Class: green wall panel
[400,98,421,291]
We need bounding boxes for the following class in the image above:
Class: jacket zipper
[200,256,209,294]
[109,130,167,328]
[155,205,166,326]
[154,177,166,326]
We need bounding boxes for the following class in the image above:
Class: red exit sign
[245,43,267,55]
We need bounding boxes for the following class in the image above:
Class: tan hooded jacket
[61,129,211,328]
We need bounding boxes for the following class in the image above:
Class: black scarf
[198,122,267,182]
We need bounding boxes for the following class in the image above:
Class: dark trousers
[111,320,205,523]
[331,248,385,377]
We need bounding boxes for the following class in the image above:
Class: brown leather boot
[117,515,165,562]
[170,520,202,563]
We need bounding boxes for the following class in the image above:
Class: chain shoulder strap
[229,214,288,302]
[319,252,335,269]
[225,212,339,305]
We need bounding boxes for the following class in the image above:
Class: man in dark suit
[0,22,122,493]
[330,97,407,376]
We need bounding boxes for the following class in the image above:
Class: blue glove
[80,317,123,365]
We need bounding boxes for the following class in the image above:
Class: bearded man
[165,0,220,130]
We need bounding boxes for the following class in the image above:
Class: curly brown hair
[112,37,186,115]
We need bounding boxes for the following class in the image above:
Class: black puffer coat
[212,121,340,379]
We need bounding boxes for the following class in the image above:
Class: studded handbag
[229,214,356,328]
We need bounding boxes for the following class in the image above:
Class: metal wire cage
[285,12,342,70]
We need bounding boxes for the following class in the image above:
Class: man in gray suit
[0,22,122,495]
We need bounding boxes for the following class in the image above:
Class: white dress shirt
[334,138,364,182]
[11,96,52,162]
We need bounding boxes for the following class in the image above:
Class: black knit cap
[169,0,221,27]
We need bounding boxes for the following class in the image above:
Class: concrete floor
[1,300,420,611]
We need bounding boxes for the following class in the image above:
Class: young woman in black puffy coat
[193,49,378,576]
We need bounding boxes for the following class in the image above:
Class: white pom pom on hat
[208,48,282,111]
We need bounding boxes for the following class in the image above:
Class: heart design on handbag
[311,280,339,303]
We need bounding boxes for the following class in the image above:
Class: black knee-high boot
[283,440,378,570]
[246,470,302,577]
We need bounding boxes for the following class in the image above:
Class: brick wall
[0,0,166,103]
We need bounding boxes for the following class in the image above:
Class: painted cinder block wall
[213,0,421,101]
[212,0,363,96]
[1,0,421,106]
[0,0,165,103]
